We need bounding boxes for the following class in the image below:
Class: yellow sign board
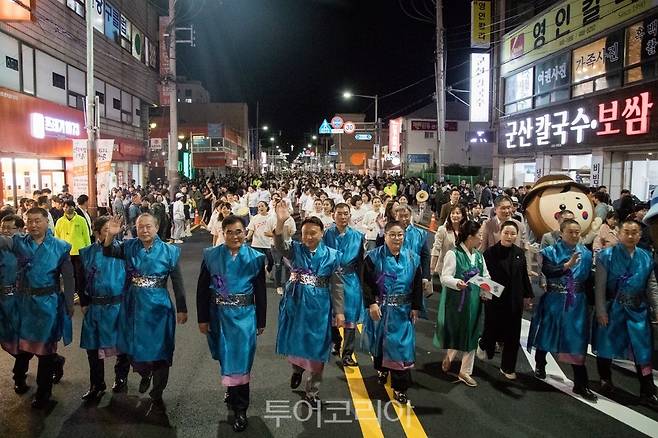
[471,1,492,49]
[501,0,658,76]
[0,0,32,21]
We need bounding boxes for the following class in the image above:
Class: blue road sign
[355,133,373,141]
[319,119,332,134]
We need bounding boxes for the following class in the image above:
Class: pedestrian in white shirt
[266,200,296,295]
[362,196,384,251]
[247,186,259,216]
[350,195,367,235]
[246,201,274,272]
[172,193,186,243]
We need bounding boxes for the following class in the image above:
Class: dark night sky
[175,0,472,151]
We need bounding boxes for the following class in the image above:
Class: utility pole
[167,0,179,199]
[374,95,380,176]
[435,0,446,182]
[85,0,98,214]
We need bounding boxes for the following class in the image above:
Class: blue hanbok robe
[363,245,419,370]
[2,230,72,355]
[276,240,340,373]
[79,242,126,357]
[403,224,430,316]
[592,244,654,369]
[527,240,592,364]
[106,236,181,366]
[323,225,365,327]
[203,244,264,386]
[0,246,19,354]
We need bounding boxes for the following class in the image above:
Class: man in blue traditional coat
[395,205,432,298]
[273,203,344,408]
[363,221,422,405]
[323,202,364,367]
[78,216,130,401]
[593,219,658,407]
[104,213,188,412]
[0,207,75,408]
[196,215,267,432]
[527,219,597,402]
[0,215,23,356]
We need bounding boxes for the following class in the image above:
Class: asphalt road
[1,230,657,438]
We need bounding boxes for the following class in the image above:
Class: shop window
[5,56,18,71]
[572,30,624,97]
[504,67,533,114]
[534,52,570,108]
[40,159,64,170]
[424,131,434,139]
[52,72,66,90]
[185,98,192,103]
[625,16,658,84]
[66,0,85,18]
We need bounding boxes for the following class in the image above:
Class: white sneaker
[276,287,283,295]
[500,369,517,380]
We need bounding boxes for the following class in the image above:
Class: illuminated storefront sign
[499,81,658,154]
[30,112,81,139]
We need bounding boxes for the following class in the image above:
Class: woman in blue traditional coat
[196,215,267,432]
[0,215,23,356]
[273,203,344,408]
[78,216,130,401]
[363,221,422,404]
[593,219,658,407]
[103,213,188,412]
[0,207,74,409]
[527,219,597,402]
[323,202,365,366]
[436,220,491,387]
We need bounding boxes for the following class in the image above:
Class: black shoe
[639,393,658,407]
[573,386,598,402]
[14,381,30,395]
[599,379,615,395]
[112,378,127,393]
[534,366,546,380]
[290,372,303,389]
[342,356,358,367]
[150,397,166,413]
[139,374,152,394]
[52,356,65,384]
[377,371,389,385]
[81,384,106,401]
[232,410,248,432]
[31,393,51,409]
[303,394,321,410]
[394,390,408,404]
[331,344,341,356]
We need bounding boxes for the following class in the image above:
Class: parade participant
[539,210,574,249]
[363,221,422,404]
[350,195,367,235]
[527,219,597,402]
[266,200,297,295]
[0,215,23,355]
[0,207,74,408]
[310,199,324,220]
[363,196,383,252]
[78,216,130,401]
[323,203,365,366]
[592,220,658,406]
[479,195,527,252]
[103,213,188,411]
[273,203,344,407]
[436,220,491,387]
[395,205,432,297]
[55,199,92,301]
[480,221,534,380]
[196,215,267,432]
[431,204,466,275]
[246,201,274,273]
[319,198,335,229]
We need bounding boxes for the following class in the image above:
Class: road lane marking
[338,327,385,438]
[353,326,429,438]
[520,319,658,438]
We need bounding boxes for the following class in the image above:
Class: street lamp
[269,137,275,142]
[343,90,380,175]
[312,135,317,140]
[262,125,269,131]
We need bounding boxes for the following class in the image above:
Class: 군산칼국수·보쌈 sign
[499,81,658,154]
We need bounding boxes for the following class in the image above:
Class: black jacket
[483,243,533,313]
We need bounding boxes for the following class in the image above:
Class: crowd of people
[0,170,657,433]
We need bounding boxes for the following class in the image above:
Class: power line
[381,73,436,99]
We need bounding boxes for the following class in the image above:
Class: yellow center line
[339,327,385,438]
[355,325,428,438]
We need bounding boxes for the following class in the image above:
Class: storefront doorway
[0,157,66,205]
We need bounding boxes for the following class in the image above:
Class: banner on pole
[96,139,115,208]
[72,139,89,200]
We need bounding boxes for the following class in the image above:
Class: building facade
[0,0,160,205]
[176,76,210,104]
[494,0,658,200]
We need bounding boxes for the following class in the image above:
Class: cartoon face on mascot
[522,175,600,239]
